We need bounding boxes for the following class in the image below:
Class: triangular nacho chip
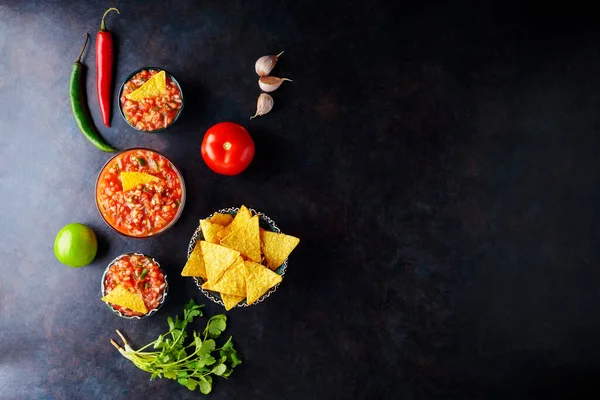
[244,260,282,305]
[209,213,234,227]
[221,293,245,311]
[260,230,300,270]
[200,219,224,244]
[126,70,167,101]
[202,256,246,296]
[217,205,252,240]
[201,241,240,283]
[120,171,161,192]
[181,241,206,278]
[101,284,148,314]
[221,215,261,262]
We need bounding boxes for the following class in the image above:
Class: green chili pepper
[69,34,117,153]
[139,268,149,280]
[135,156,146,166]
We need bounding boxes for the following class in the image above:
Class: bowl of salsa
[118,67,184,133]
[101,253,168,319]
[95,148,186,238]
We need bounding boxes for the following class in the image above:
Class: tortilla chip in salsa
[102,284,148,314]
[126,70,167,101]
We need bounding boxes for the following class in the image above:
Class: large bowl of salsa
[101,253,168,319]
[118,67,184,133]
[95,148,186,238]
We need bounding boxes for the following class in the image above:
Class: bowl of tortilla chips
[182,205,300,310]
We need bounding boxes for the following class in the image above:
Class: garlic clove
[258,76,292,93]
[255,51,284,76]
[251,93,274,119]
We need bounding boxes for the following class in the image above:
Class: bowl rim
[117,66,184,133]
[100,252,169,320]
[94,147,186,239]
[187,207,288,309]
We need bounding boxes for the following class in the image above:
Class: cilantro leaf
[220,336,242,368]
[153,334,164,349]
[199,339,216,355]
[177,371,188,379]
[186,379,198,391]
[205,315,227,338]
[211,363,227,376]
[163,370,177,380]
[198,353,215,367]
[177,377,188,386]
[198,375,213,394]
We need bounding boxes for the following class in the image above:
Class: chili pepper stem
[76,33,89,63]
[100,7,120,31]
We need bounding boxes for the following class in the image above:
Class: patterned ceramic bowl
[187,207,288,308]
[101,252,169,319]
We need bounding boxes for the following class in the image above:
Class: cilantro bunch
[110,299,241,394]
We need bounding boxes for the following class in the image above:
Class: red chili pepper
[96,7,120,127]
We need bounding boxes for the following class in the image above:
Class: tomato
[201,122,255,175]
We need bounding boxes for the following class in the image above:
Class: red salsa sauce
[96,149,183,237]
[103,254,166,317]
[120,69,183,132]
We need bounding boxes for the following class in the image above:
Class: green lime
[54,223,98,267]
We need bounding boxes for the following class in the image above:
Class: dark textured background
[2,1,600,399]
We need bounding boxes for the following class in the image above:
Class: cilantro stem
[110,300,240,394]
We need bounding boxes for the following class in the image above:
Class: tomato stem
[100,7,120,31]
[223,142,232,151]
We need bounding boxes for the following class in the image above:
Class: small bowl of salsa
[95,148,186,238]
[118,67,184,133]
[101,253,168,319]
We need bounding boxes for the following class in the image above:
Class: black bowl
[118,67,184,133]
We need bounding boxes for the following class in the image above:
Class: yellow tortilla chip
[101,284,148,314]
[221,293,244,311]
[181,241,206,278]
[200,241,240,283]
[244,260,282,305]
[126,70,167,101]
[221,215,261,262]
[260,230,300,270]
[202,256,246,296]
[200,219,224,244]
[120,172,160,192]
[217,205,252,239]
[209,213,234,226]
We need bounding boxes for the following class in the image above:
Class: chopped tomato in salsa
[96,149,183,237]
[104,254,166,317]
[120,69,183,132]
